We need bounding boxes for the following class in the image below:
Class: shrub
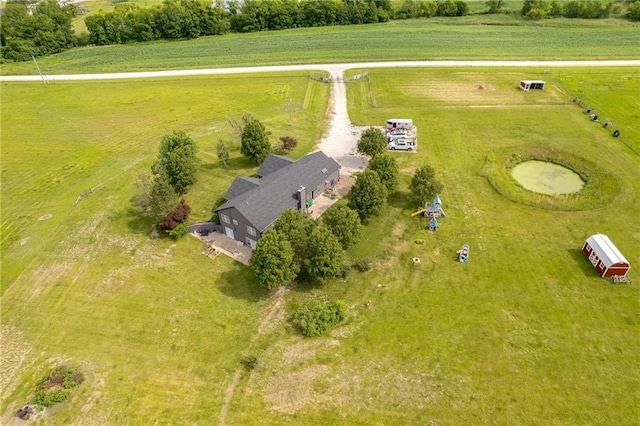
[168,221,189,239]
[279,136,298,151]
[159,199,191,232]
[627,1,640,20]
[30,365,84,408]
[336,263,351,279]
[356,258,373,272]
[292,300,346,337]
[241,354,262,369]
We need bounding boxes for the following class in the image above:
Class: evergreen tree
[217,139,229,168]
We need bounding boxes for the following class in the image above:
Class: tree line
[3,0,638,62]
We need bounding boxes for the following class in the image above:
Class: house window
[247,226,257,237]
[220,213,230,224]
[233,219,238,226]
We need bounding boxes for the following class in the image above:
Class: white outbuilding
[519,80,545,91]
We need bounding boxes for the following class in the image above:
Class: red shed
[582,234,630,278]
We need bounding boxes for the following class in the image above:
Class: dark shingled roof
[257,154,294,178]
[216,151,340,232]
[224,176,260,200]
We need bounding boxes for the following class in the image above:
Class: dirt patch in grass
[392,223,405,239]
[24,263,72,304]
[335,175,355,197]
[256,286,288,337]
[251,350,448,415]
[282,339,339,366]
[263,365,332,414]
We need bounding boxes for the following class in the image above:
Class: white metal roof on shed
[585,234,629,266]
[520,80,545,84]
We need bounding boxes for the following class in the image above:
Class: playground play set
[411,195,469,262]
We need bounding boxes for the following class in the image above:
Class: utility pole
[288,90,293,126]
[32,55,47,85]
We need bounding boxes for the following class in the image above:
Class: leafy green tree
[410,165,443,205]
[321,203,363,249]
[357,127,387,157]
[521,0,549,16]
[368,153,399,193]
[348,169,387,220]
[273,209,316,274]
[629,1,640,21]
[217,139,229,168]
[154,130,199,194]
[240,114,271,165]
[1,0,77,61]
[485,0,504,13]
[305,226,344,285]
[250,229,298,290]
[149,170,180,223]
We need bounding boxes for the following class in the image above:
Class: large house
[215,151,341,248]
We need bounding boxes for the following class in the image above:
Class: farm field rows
[2,18,640,76]
[1,65,639,424]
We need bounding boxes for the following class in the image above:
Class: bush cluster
[159,199,191,233]
[292,300,346,337]
[521,0,617,19]
[30,366,84,409]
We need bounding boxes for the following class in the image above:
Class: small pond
[511,160,585,195]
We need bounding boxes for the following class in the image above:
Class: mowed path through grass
[1,66,639,423]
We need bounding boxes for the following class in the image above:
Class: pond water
[511,160,584,195]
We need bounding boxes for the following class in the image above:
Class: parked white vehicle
[387,129,408,140]
[386,118,413,131]
[388,139,416,151]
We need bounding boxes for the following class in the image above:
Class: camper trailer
[386,119,414,131]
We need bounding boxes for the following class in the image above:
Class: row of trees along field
[3,0,639,62]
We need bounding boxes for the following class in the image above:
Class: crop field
[2,17,640,76]
[2,65,638,424]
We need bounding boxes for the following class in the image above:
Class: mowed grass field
[2,66,639,422]
[0,73,330,423]
[224,67,639,424]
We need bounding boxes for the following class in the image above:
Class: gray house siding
[215,151,341,247]
[218,207,260,247]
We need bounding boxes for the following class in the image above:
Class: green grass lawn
[0,72,329,423]
[222,67,639,424]
[1,64,639,423]
[2,17,640,76]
